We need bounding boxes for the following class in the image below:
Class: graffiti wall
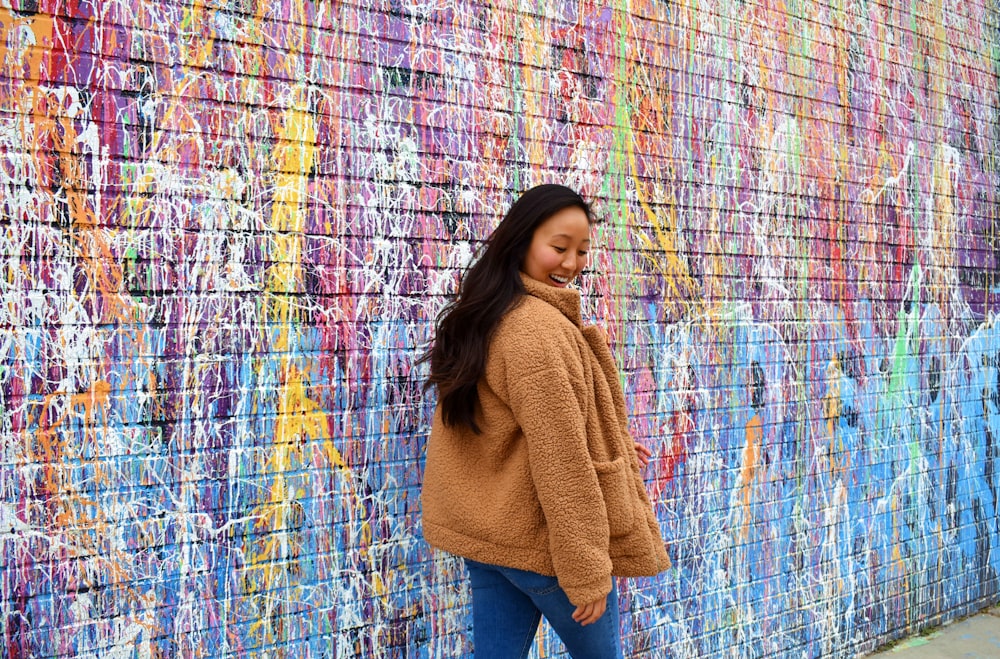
[1,0,998,656]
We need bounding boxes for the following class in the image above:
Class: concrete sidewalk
[865,607,1000,658]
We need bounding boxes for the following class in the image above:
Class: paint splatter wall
[1,0,998,656]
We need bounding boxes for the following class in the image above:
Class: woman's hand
[634,442,652,469]
[571,596,607,626]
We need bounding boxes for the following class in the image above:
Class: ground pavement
[865,606,1000,658]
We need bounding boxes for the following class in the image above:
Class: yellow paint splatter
[629,133,701,317]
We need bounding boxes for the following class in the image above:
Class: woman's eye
[553,246,566,253]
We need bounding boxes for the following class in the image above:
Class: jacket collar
[520,273,582,327]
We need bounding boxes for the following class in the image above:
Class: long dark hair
[422,184,594,433]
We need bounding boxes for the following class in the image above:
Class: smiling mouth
[550,274,571,285]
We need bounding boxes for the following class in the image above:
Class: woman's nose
[565,252,588,272]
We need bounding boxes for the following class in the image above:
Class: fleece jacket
[421,273,671,606]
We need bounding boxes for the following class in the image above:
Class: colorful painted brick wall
[2,0,999,656]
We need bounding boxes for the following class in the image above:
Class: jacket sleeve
[496,319,613,606]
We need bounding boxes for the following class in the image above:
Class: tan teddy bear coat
[421,274,670,606]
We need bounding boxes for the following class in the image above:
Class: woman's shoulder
[500,293,576,333]
[487,295,587,386]
[491,294,581,359]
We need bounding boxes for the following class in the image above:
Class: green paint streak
[887,263,923,465]
[509,39,522,193]
[606,0,632,309]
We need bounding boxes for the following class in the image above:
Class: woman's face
[520,206,592,288]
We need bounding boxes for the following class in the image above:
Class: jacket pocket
[593,457,635,537]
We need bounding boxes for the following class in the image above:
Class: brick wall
[1,0,998,656]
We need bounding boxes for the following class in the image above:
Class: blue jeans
[465,559,623,659]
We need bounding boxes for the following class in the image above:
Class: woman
[421,184,670,658]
